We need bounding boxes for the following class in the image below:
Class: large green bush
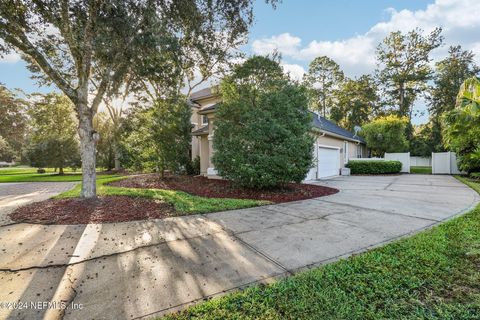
[346,160,402,174]
[360,115,409,157]
[212,56,314,189]
[443,77,480,173]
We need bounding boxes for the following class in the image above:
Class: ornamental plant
[212,56,314,189]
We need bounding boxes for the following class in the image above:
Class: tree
[304,56,344,118]
[443,77,480,173]
[119,96,192,175]
[331,75,379,131]
[213,56,314,189]
[0,84,28,161]
[0,0,271,198]
[0,136,15,162]
[375,28,443,124]
[428,46,479,151]
[361,115,409,157]
[25,93,80,174]
[93,112,115,171]
[410,124,434,157]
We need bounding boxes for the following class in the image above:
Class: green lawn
[410,166,432,174]
[0,167,118,183]
[57,176,268,215]
[163,177,480,319]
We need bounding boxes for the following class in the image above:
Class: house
[190,86,367,180]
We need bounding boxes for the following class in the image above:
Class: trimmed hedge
[346,160,402,174]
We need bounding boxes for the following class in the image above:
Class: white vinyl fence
[385,152,410,173]
[432,152,463,174]
[410,156,431,167]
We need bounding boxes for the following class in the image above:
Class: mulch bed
[9,196,174,225]
[110,174,339,203]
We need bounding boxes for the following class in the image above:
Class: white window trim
[343,141,348,164]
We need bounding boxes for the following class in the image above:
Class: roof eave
[311,127,365,144]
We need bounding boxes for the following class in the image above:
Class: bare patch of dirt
[9,196,174,225]
[110,174,338,203]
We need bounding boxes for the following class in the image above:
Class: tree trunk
[59,167,64,175]
[114,144,121,171]
[77,103,97,198]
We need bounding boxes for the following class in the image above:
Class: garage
[317,146,340,178]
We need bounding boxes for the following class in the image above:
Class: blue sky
[1,0,479,124]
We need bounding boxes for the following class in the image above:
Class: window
[344,141,348,164]
[202,115,209,125]
[356,145,363,158]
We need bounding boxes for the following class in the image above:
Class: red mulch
[9,196,174,225]
[110,174,339,203]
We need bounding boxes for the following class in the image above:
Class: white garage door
[317,147,340,178]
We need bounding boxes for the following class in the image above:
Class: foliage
[120,96,192,175]
[375,28,443,124]
[213,56,314,189]
[0,0,273,198]
[360,115,409,157]
[304,56,344,118]
[410,123,434,157]
[186,156,201,176]
[427,46,479,152]
[331,75,379,130]
[56,176,268,215]
[94,112,116,170]
[24,93,80,174]
[470,172,480,180]
[346,160,402,174]
[0,136,15,162]
[0,85,28,161]
[165,178,480,320]
[443,77,480,173]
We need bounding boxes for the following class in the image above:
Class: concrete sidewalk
[0,175,478,319]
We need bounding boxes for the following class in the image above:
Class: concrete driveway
[0,175,478,319]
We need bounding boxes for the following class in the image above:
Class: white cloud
[251,0,480,78]
[281,63,305,81]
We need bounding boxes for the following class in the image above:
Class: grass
[411,166,432,174]
[163,177,480,319]
[57,176,268,215]
[0,167,118,183]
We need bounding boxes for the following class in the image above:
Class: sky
[1,0,479,124]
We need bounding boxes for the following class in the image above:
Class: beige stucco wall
[316,134,366,169]
[190,96,221,163]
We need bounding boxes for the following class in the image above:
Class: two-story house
[190,86,367,180]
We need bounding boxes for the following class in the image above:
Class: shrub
[37,168,46,174]
[346,160,402,174]
[212,56,314,189]
[186,156,200,176]
[470,172,480,180]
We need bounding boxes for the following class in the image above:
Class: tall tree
[0,0,271,198]
[375,28,443,124]
[119,96,192,175]
[428,45,479,151]
[0,84,28,161]
[331,75,379,131]
[25,93,79,174]
[303,56,344,118]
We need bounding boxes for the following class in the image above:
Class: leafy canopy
[443,77,480,173]
[213,56,314,189]
[361,115,409,157]
[25,93,80,172]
